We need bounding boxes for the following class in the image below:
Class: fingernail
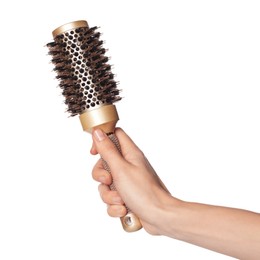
[93,129,105,142]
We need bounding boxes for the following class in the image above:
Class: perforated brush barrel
[47,20,143,232]
[48,20,120,133]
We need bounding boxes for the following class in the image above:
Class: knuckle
[107,205,126,217]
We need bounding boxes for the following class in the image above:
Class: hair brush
[47,20,142,232]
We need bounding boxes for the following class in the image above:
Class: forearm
[159,198,260,259]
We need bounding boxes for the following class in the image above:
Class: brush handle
[101,133,142,232]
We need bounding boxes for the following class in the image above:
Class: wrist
[154,194,186,238]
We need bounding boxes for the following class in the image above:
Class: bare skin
[91,127,260,260]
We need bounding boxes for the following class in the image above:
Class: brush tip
[52,20,89,38]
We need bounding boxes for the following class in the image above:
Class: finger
[98,184,124,205]
[107,204,127,218]
[90,142,98,155]
[92,129,126,174]
[114,128,143,159]
[92,127,144,172]
[92,159,112,185]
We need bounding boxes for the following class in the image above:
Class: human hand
[91,127,173,235]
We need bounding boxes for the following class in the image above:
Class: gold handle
[79,107,142,231]
[103,133,143,232]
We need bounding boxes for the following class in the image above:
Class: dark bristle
[47,25,121,116]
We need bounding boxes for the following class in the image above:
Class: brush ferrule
[79,104,119,133]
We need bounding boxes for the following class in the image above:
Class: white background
[0,0,259,259]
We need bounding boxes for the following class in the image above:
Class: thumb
[92,129,125,173]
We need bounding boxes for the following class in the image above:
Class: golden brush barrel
[47,20,142,232]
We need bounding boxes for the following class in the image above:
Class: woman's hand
[90,127,173,235]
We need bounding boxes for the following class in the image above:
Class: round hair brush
[47,20,142,232]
